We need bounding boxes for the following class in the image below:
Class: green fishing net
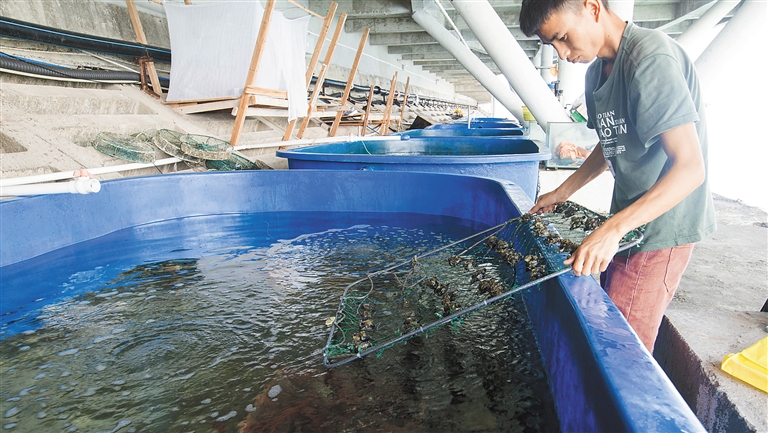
[153,129,204,164]
[92,131,156,164]
[204,152,272,171]
[92,130,272,170]
[180,134,233,161]
[323,201,644,368]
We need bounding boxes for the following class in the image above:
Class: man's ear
[585,0,602,22]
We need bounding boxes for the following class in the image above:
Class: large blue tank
[0,171,704,433]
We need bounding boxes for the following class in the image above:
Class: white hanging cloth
[164,1,310,121]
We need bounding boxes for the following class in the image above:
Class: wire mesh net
[323,201,644,368]
[92,131,156,164]
[152,129,204,164]
[204,152,272,171]
[180,134,233,161]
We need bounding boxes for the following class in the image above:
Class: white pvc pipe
[451,0,571,129]
[539,45,555,83]
[696,0,765,85]
[1,178,101,197]
[676,0,740,61]
[0,134,397,188]
[412,9,525,122]
[557,58,589,107]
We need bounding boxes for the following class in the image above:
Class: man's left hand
[563,225,623,276]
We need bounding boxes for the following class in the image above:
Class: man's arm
[530,141,608,214]
[564,122,705,276]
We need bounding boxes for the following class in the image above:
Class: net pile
[180,134,233,161]
[205,152,273,171]
[323,201,644,368]
[93,131,156,163]
[91,130,269,170]
[153,129,204,164]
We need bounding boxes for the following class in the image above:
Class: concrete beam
[388,44,447,54]
[401,51,490,60]
[424,64,501,73]
[346,16,424,33]
[347,7,521,33]
[369,31,437,45]
[310,0,412,19]
[633,3,679,22]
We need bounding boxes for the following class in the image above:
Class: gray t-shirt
[585,22,716,253]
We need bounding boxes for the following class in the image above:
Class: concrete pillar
[558,58,589,107]
[491,73,523,120]
[540,44,555,84]
[412,10,525,122]
[606,0,635,22]
[676,0,740,61]
[451,0,571,129]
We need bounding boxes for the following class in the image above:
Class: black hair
[519,0,600,37]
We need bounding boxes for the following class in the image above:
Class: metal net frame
[204,151,273,171]
[152,129,204,164]
[323,201,644,368]
[179,134,233,161]
[92,131,157,164]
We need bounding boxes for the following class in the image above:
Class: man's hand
[563,223,624,276]
[529,189,567,215]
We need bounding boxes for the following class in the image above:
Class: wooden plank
[304,3,337,85]
[244,86,288,99]
[125,0,162,96]
[162,95,239,106]
[329,27,369,137]
[379,71,398,136]
[287,0,324,19]
[233,107,329,118]
[284,3,338,141]
[175,99,239,114]
[361,85,374,135]
[231,0,276,146]
[298,63,328,138]
[398,76,410,131]
[320,12,347,77]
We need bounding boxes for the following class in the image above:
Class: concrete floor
[2,80,767,432]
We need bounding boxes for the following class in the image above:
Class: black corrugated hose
[0,52,169,86]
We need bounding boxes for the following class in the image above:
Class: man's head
[520,0,609,64]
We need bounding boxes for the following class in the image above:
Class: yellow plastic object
[522,105,535,121]
[721,336,768,393]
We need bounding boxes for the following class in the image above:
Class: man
[520,0,716,352]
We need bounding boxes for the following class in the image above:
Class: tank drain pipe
[450,0,571,129]
[1,177,101,197]
[412,9,525,122]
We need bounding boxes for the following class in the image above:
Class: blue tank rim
[276,138,551,165]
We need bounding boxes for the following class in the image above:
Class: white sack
[164,1,309,121]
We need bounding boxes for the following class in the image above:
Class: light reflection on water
[0,213,559,432]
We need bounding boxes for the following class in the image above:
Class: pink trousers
[600,244,694,352]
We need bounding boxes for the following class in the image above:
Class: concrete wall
[655,317,756,433]
[0,0,170,48]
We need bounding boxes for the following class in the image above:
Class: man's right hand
[529,189,567,215]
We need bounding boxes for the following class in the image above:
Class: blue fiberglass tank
[397,127,526,137]
[0,171,705,433]
[276,136,549,201]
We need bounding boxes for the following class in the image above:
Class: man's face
[536,3,602,63]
